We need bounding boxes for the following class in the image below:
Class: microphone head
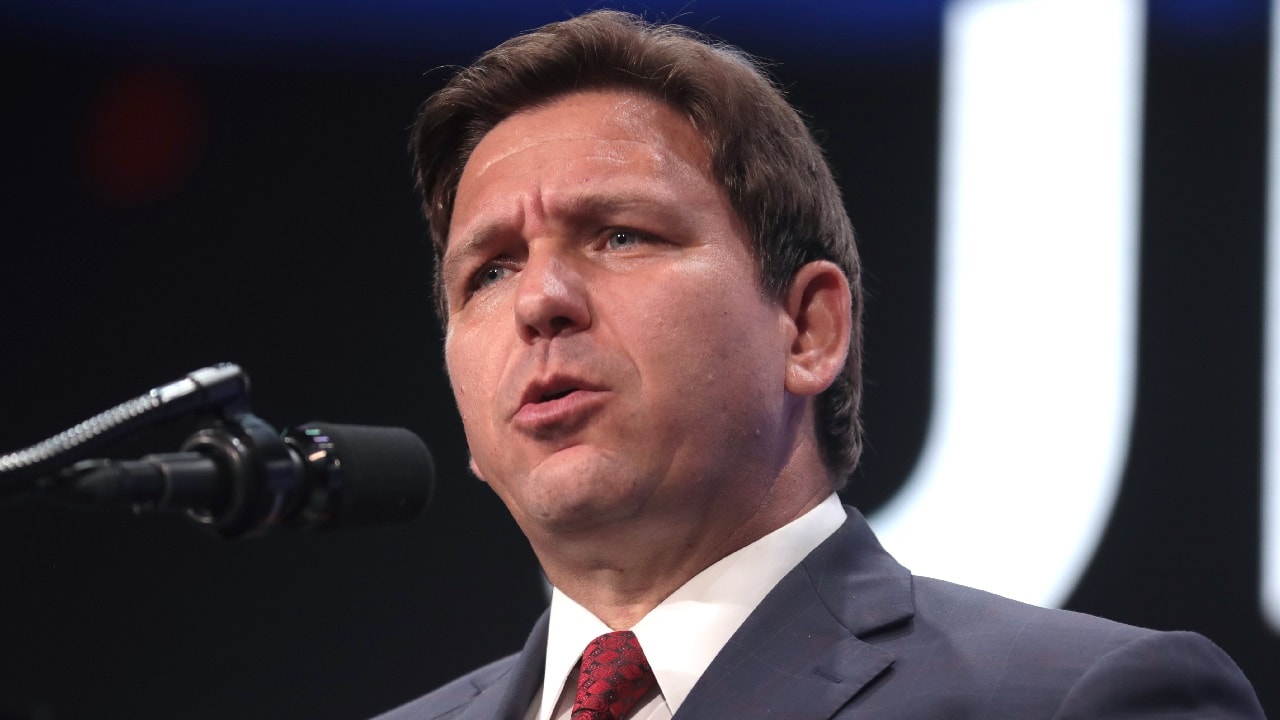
[285,422,434,531]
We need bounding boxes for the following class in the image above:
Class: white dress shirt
[525,493,846,720]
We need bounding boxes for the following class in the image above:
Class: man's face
[442,90,797,543]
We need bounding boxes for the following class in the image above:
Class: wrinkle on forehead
[459,89,711,191]
[464,136,667,187]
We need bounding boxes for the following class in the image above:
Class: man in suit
[379,10,1265,719]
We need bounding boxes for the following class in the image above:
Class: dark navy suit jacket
[375,507,1265,719]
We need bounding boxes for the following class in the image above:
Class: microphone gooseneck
[0,364,246,487]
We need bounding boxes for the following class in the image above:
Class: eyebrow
[441,228,504,288]
[442,185,687,282]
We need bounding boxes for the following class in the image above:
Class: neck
[531,453,834,630]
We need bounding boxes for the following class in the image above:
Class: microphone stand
[0,364,427,538]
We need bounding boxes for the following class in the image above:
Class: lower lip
[513,389,607,432]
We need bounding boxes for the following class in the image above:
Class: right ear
[781,260,852,398]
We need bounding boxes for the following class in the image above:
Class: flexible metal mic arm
[0,363,249,492]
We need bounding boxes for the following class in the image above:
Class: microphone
[53,420,434,538]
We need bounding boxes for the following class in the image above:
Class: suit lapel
[673,507,914,720]
[453,611,550,720]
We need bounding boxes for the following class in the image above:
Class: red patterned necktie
[572,630,657,720]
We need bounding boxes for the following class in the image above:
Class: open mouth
[540,387,577,402]
[514,380,604,429]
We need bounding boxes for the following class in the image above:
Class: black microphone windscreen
[290,422,434,530]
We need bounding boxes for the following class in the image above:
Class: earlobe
[783,260,852,397]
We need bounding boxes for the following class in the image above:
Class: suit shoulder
[906,574,1203,666]
[910,575,1149,641]
[371,653,521,720]
[1060,628,1267,718]
[891,576,1264,717]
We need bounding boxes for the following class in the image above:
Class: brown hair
[411,9,864,481]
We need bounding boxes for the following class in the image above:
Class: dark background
[0,0,1275,717]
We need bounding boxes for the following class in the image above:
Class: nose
[513,249,591,341]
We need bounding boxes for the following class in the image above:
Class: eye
[605,229,645,250]
[472,264,512,290]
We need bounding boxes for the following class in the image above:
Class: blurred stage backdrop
[1,0,1277,717]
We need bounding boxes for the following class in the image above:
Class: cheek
[628,276,781,407]
[445,349,507,479]
[444,330,493,426]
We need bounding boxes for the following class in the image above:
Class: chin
[495,447,653,528]
[518,481,647,536]
[526,489,640,530]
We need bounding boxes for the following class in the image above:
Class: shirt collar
[538,493,846,720]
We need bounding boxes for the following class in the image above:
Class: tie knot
[572,630,656,720]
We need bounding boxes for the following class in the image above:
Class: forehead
[448,90,715,241]
[470,89,706,166]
